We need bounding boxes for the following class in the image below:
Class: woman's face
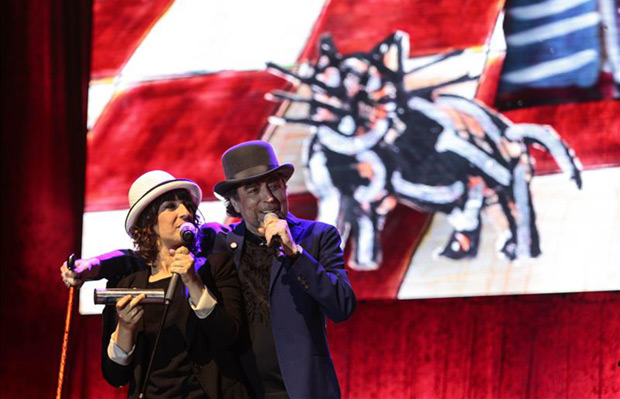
[154,198,193,249]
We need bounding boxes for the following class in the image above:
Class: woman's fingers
[129,293,146,309]
[175,246,189,255]
[116,295,132,310]
[116,294,145,329]
[116,293,145,310]
[129,307,144,322]
[170,251,194,273]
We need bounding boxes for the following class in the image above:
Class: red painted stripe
[504,100,620,174]
[85,71,288,211]
[300,0,504,61]
[91,0,175,79]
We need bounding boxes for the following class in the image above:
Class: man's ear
[229,195,241,214]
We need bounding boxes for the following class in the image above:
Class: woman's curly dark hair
[128,189,200,266]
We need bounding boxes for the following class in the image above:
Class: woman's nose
[177,203,191,220]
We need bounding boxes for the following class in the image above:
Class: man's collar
[244,229,268,246]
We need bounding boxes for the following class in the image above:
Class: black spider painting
[267,31,582,270]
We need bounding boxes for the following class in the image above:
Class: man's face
[230,176,289,236]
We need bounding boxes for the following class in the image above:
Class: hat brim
[213,164,294,199]
[125,179,202,234]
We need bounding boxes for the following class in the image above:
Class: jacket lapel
[269,255,283,296]
[226,222,245,270]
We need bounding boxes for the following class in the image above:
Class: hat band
[230,164,280,180]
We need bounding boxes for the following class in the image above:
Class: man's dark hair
[223,175,287,218]
[225,191,241,218]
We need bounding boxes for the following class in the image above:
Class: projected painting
[81,0,620,311]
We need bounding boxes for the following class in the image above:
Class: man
[61,140,356,399]
[211,140,356,399]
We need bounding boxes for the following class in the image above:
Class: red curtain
[329,292,620,399]
[0,0,91,398]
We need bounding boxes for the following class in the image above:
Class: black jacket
[101,251,250,399]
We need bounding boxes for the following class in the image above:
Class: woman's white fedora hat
[125,170,202,234]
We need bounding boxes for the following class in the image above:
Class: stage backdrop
[79,0,619,312]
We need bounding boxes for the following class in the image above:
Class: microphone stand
[137,273,179,399]
[138,232,193,398]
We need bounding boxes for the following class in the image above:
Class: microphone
[180,222,197,245]
[165,274,180,304]
[263,212,286,259]
[263,212,282,248]
[166,223,196,304]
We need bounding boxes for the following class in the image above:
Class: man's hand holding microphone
[258,212,301,258]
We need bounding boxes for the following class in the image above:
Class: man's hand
[60,257,101,288]
[259,215,300,257]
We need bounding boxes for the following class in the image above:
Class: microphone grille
[263,212,279,224]
[180,222,197,244]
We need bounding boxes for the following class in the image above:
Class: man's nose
[260,185,276,202]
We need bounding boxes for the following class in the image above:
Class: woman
[99,170,249,399]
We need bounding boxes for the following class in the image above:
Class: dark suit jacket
[101,252,250,399]
[214,214,357,399]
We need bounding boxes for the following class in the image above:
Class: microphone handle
[165,273,180,304]
[67,253,75,271]
[269,235,286,259]
[264,213,284,257]
[269,235,282,248]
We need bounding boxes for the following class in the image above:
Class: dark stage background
[1,1,620,399]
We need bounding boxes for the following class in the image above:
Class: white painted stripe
[509,0,592,21]
[488,11,507,53]
[502,49,597,84]
[120,0,327,82]
[435,96,502,144]
[392,171,465,204]
[506,12,600,47]
[316,120,387,156]
[87,80,117,129]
